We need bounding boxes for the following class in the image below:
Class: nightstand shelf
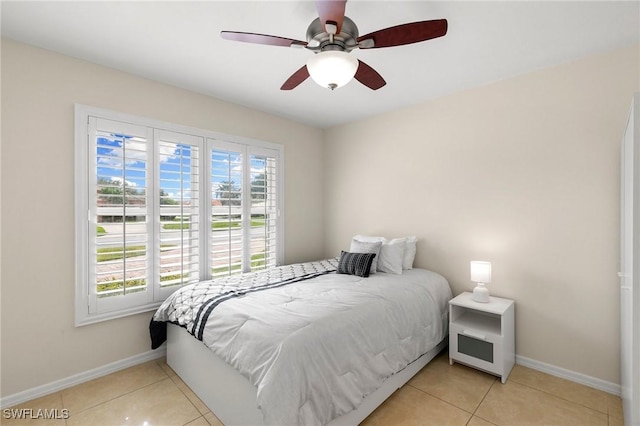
[449,292,515,383]
[454,310,501,336]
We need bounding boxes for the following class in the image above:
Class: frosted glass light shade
[471,261,491,303]
[470,261,492,283]
[307,51,358,90]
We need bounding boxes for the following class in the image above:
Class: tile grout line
[406,381,492,422]
[181,415,208,426]
[507,377,610,417]
[406,382,476,416]
[158,359,213,424]
[72,369,201,426]
[406,356,502,424]
[58,392,69,426]
[169,374,212,422]
[466,377,499,426]
[60,370,172,418]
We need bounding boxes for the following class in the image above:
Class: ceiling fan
[221,0,447,91]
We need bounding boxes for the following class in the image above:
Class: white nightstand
[449,292,515,383]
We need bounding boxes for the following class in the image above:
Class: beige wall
[0,39,325,397]
[324,43,640,384]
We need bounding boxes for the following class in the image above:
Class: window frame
[74,104,284,326]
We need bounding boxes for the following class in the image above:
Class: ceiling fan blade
[357,19,448,49]
[280,65,310,90]
[315,0,346,34]
[221,31,307,48]
[354,60,386,90]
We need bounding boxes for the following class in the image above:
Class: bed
[150,257,452,426]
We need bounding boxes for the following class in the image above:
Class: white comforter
[199,267,451,426]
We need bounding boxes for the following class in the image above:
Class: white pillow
[394,236,417,269]
[353,234,385,243]
[377,239,405,274]
[351,234,417,271]
[349,239,382,273]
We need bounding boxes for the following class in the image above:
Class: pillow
[353,234,385,243]
[337,251,376,277]
[397,236,417,269]
[350,239,382,273]
[377,239,405,274]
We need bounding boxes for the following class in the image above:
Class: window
[75,105,283,326]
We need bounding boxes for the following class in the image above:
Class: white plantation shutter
[156,130,203,299]
[209,141,244,277]
[209,141,282,276]
[89,117,153,314]
[249,147,279,271]
[76,105,283,325]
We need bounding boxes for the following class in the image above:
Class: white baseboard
[516,354,621,396]
[0,347,167,409]
[1,348,619,409]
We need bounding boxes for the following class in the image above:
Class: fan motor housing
[306,16,359,52]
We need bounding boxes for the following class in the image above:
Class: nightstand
[449,292,515,383]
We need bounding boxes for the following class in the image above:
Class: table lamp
[470,261,491,303]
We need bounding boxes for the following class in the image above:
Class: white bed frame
[167,323,447,425]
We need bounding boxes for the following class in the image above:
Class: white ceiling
[2,1,639,128]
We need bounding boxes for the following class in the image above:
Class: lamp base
[472,283,490,303]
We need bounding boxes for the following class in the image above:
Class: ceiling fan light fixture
[306,51,358,90]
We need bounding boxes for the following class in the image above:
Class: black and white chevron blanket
[149,258,338,349]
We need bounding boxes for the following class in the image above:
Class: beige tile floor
[3,349,623,426]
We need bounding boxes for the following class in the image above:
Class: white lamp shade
[470,261,492,283]
[306,51,358,90]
